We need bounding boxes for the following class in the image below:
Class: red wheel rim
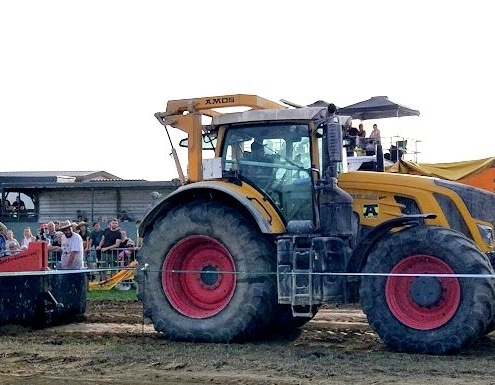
[162,235,236,318]
[385,255,460,330]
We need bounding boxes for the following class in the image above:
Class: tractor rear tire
[136,201,277,342]
[360,226,495,354]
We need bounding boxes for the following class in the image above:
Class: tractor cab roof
[213,106,331,126]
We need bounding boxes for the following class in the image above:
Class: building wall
[38,190,118,224]
[37,188,173,224]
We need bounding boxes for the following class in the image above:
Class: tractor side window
[222,124,313,221]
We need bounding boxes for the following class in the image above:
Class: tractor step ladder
[290,248,314,317]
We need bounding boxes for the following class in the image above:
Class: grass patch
[87,288,138,301]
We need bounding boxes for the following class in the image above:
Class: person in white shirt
[20,227,36,250]
[59,220,85,269]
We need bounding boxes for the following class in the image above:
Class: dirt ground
[2,300,495,385]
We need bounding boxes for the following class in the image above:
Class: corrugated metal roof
[1,180,176,191]
[0,171,121,181]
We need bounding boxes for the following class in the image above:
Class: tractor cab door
[221,123,314,222]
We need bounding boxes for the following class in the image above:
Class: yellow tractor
[136,94,495,354]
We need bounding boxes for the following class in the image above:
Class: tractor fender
[138,180,286,237]
[346,213,437,274]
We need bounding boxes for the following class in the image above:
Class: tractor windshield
[222,123,313,221]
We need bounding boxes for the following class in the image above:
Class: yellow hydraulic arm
[155,94,285,183]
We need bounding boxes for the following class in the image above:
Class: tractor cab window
[222,124,313,221]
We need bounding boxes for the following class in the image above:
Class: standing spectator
[369,123,381,140]
[97,218,123,254]
[3,230,20,256]
[59,220,84,269]
[96,218,122,278]
[77,222,91,252]
[50,231,63,250]
[358,123,366,137]
[45,222,57,246]
[77,222,91,270]
[75,209,84,222]
[345,125,360,156]
[48,231,64,268]
[88,221,104,271]
[0,222,8,256]
[20,227,36,250]
[71,222,79,233]
[357,123,367,151]
[119,210,133,222]
[36,224,48,241]
[44,222,59,265]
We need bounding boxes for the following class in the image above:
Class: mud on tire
[136,201,277,342]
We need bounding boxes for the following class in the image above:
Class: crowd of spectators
[0,214,141,276]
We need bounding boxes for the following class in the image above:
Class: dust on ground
[1,299,495,385]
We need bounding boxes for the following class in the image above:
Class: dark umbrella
[337,96,420,120]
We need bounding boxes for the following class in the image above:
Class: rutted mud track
[1,300,495,385]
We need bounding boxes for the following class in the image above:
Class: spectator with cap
[59,220,84,269]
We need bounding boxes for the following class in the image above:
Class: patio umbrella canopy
[337,96,420,120]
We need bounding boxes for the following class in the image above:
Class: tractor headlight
[477,224,495,247]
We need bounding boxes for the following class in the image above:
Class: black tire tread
[360,226,495,354]
[136,201,277,343]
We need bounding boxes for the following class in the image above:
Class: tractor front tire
[360,226,495,354]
